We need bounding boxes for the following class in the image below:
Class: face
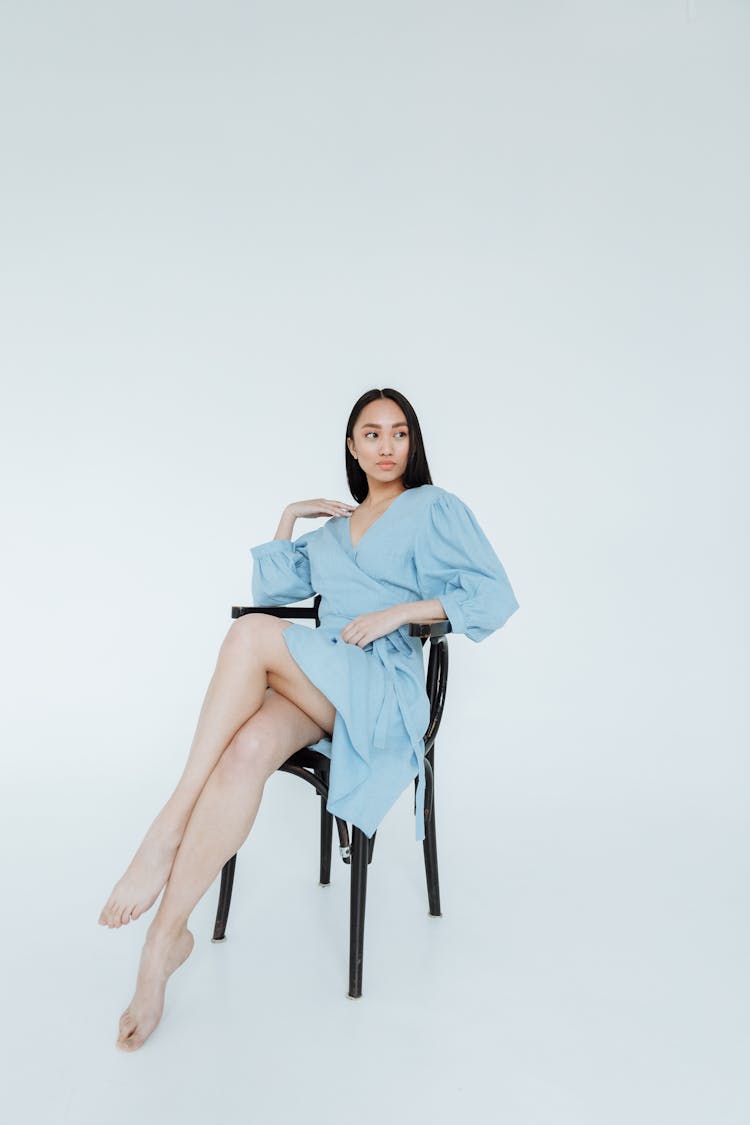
[347,398,410,486]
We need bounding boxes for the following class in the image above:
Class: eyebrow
[358,421,409,429]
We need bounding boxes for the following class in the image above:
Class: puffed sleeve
[250,529,319,606]
[414,491,519,642]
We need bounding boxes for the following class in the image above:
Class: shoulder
[404,483,451,507]
[411,484,469,516]
[405,486,476,540]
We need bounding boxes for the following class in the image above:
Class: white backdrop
[1,3,747,1123]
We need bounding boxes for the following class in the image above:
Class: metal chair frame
[211,594,451,998]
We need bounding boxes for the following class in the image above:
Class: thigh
[258,617,337,737]
[229,612,337,736]
[232,686,332,776]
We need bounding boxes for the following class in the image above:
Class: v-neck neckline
[347,489,410,552]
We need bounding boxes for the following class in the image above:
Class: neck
[363,480,407,508]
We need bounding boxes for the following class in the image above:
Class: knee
[221,724,281,780]
[222,612,275,654]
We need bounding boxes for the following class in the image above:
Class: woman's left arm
[340,491,519,648]
[339,600,445,647]
[390,598,448,627]
[413,490,519,642]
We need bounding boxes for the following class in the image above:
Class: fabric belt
[371,630,427,844]
[320,615,427,843]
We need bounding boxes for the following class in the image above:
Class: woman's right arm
[273,507,297,541]
[253,499,355,606]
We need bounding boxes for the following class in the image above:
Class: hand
[340,607,403,648]
[286,498,356,520]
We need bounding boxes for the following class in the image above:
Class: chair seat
[283,747,329,770]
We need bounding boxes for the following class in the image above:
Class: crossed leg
[99,612,336,929]
[104,612,339,1048]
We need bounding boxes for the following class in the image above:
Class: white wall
[1,3,747,1122]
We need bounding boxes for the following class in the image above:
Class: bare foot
[99,820,183,928]
[116,926,194,1051]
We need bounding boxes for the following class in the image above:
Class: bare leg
[116,686,332,1051]
[99,613,333,928]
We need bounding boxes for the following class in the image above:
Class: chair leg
[212,853,237,942]
[422,753,442,917]
[348,826,369,998]
[319,795,333,885]
[423,807,442,917]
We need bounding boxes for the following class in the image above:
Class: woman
[99,387,519,1051]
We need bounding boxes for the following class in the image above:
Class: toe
[117,1018,142,1050]
[118,1034,142,1051]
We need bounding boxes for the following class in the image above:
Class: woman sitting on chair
[99,386,519,1051]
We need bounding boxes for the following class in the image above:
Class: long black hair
[344,388,433,503]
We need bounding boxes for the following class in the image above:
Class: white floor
[4,719,747,1125]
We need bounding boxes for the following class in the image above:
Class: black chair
[211,595,451,998]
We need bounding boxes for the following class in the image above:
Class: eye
[362,429,409,439]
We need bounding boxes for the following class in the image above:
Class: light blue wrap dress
[250,484,519,842]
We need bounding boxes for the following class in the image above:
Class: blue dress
[250,484,519,842]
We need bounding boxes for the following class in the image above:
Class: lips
[378,461,395,467]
